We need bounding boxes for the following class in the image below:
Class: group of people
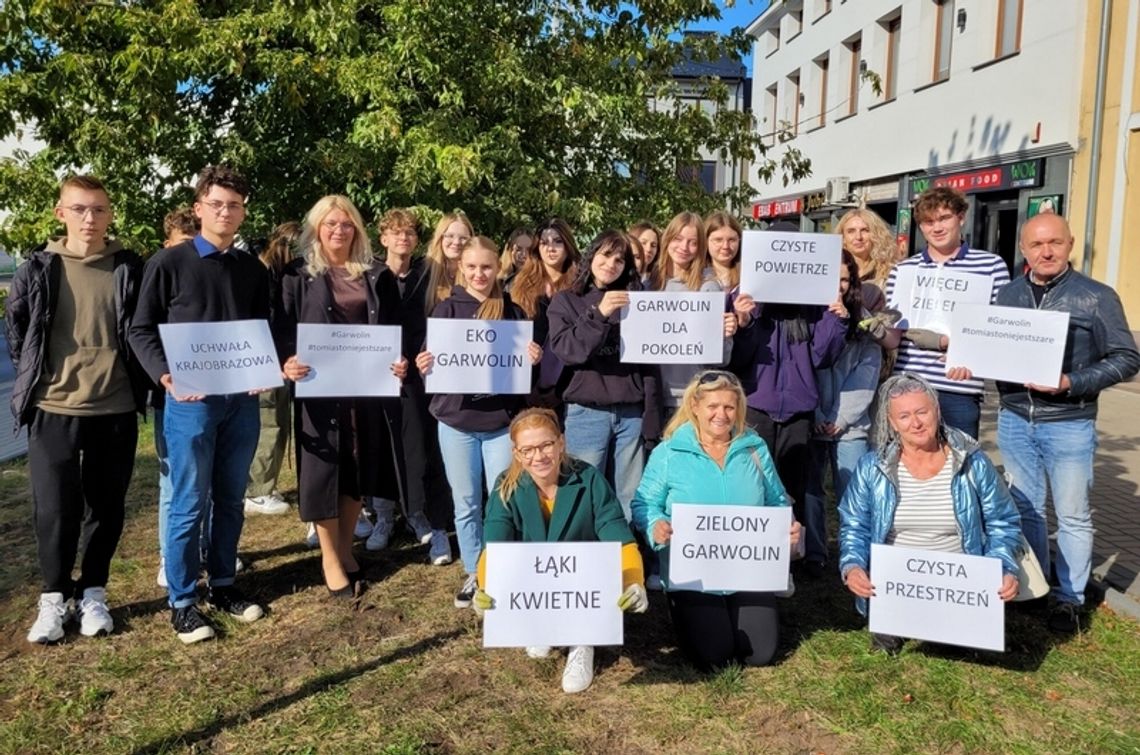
[9,167,1137,694]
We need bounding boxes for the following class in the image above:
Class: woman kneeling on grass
[473,408,649,694]
[631,370,801,671]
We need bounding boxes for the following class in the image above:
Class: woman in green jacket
[476,408,648,694]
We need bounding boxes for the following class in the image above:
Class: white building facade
[747,0,1084,270]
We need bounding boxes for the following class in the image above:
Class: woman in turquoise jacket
[838,374,1021,653]
[476,408,648,694]
[631,370,802,670]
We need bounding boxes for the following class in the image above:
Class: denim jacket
[837,426,1022,615]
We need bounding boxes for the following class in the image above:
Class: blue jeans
[997,410,1096,606]
[563,402,644,521]
[437,422,513,574]
[803,437,868,563]
[154,408,172,556]
[163,394,260,608]
[937,390,981,439]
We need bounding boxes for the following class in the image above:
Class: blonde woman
[416,237,543,610]
[631,370,801,670]
[474,408,647,694]
[277,195,408,598]
[424,211,475,314]
[835,209,896,293]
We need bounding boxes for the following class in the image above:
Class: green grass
[0,422,1138,753]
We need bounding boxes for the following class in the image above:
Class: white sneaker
[526,646,553,659]
[305,523,319,549]
[428,529,453,565]
[157,556,168,588]
[354,510,374,539]
[27,592,72,644]
[78,587,114,637]
[365,517,393,552]
[235,556,245,574]
[562,646,595,694]
[244,494,289,515]
[407,511,433,544]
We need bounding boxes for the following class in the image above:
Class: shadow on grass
[126,625,467,755]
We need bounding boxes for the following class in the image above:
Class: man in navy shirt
[130,166,272,644]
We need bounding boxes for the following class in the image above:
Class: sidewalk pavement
[979,384,1140,615]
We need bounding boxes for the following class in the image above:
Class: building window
[765,84,779,145]
[846,36,862,115]
[816,55,829,128]
[679,161,717,193]
[767,26,781,56]
[883,16,901,100]
[789,71,801,135]
[933,0,954,82]
[996,0,1022,57]
[817,0,832,20]
[790,10,804,38]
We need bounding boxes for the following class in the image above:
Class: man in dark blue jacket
[995,213,1139,633]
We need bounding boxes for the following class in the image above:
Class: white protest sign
[891,266,994,334]
[869,544,1005,652]
[945,304,1069,388]
[482,541,623,648]
[159,320,282,397]
[294,324,402,398]
[668,504,792,592]
[424,319,534,395]
[739,230,842,306]
[620,291,725,364]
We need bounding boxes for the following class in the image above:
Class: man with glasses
[884,186,1010,437]
[994,213,1137,632]
[130,165,271,643]
[8,175,147,643]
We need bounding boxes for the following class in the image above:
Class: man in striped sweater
[884,187,1010,438]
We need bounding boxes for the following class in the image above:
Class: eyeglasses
[697,370,740,386]
[442,233,471,245]
[321,221,356,232]
[61,205,111,218]
[200,200,245,215]
[515,440,558,460]
[387,228,417,238]
[539,235,566,248]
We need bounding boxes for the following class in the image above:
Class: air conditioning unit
[825,176,850,205]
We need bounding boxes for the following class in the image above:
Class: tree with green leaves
[0,0,810,253]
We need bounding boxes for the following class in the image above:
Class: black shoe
[870,633,904,655]
[206,586,265,623]
[1047,603,1081,634]
[172,605,216,644]
[454,574,478,608]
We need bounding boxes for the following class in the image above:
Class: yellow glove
[617,583,649,613]
[473,589,495,618]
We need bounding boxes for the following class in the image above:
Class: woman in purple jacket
[732,225,849,544]
[547,230,661,520]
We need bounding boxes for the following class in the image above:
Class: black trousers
[667,590,779,670]
[28,410,138,595]
[400,381,453,530]
[746,408,812,523]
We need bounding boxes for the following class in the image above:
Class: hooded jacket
[6,240,147,428]
[837,426,1022,615]
[547,286,663,439]
[427,286,529,432]
[731,304,848,421]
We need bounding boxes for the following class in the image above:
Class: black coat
[277,259,406,515]
[5,244,148,428]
